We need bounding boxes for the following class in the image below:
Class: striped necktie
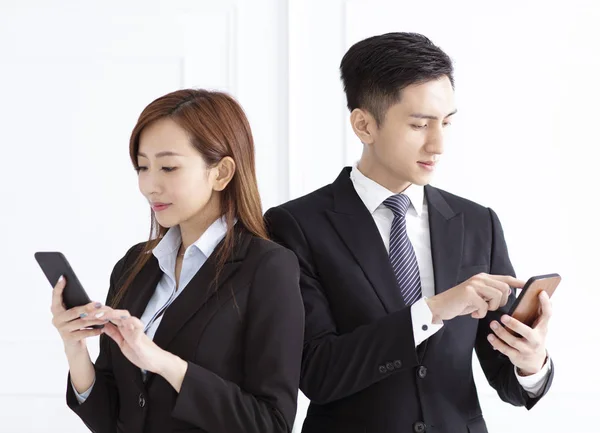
[383,194,422,306]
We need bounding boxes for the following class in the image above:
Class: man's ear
[350,108,377,145]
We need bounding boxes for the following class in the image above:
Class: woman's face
[136,118,219,229]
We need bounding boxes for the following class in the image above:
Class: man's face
[366,76,456,188]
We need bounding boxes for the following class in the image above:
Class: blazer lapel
[115,253,163,393]
[117,228,251,390]
[326,168,406,313]
[125,255,163,319]
[419,185,464,355]
[425,185,464,296]
[151,228,251,352]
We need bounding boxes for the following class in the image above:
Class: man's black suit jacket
[265,167,553,433]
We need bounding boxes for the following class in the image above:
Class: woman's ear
[211,157,236,192]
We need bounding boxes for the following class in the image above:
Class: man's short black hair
[340,32,454,125]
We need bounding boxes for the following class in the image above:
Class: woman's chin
[154,215,180,229]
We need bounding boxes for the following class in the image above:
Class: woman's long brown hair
[110,89,268,307]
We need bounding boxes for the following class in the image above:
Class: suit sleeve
[171,247,305,433]
[65,251,132,433]
[265,206,419,405]
[474,208,554,409]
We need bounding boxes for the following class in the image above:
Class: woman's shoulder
[244,236,301,290]
[110,241,150,279]
[120,241,149,264]
[244,235,299,270]
[247,235,292,257]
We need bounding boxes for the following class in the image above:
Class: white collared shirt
[142,217,228,340]
[350,165,442,346]
[349,165,550,397]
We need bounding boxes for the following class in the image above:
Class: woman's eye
[443,121,452,127]
[134,166,177,173]
[411,124,427,130]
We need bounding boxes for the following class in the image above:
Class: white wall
[1,1,598,432]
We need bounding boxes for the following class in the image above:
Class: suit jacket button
[386,362,394,371]
[393,360,402,369]
[413,421,426,432]
[139,394,146,408]
[417,366,428,379]
[378,365,387,374]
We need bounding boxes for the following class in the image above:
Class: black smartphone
[34,251,104,329]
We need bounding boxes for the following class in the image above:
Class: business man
[266,32,553,433]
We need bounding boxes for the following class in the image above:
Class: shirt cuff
[515,356,552,398]
[411,298,444,347]
[71,378,95,404]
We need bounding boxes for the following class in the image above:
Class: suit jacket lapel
[152,228,251,352]
[326,168,406,313]
[425,185,464,296]
[419,185,464,355]
[118,227,251,390]
[113,253,163,392]
[125,255,163,319]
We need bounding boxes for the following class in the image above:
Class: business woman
[49,89,304,433]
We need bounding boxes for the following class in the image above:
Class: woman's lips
[151,203,171,212]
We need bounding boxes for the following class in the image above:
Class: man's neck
[357,158,411,194]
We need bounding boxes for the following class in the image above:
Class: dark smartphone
[508,273,561,330]
[34,251,104,329]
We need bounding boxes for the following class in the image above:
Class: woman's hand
[80,307,188,391]
[96,309,167,374]
[50,276,108,352]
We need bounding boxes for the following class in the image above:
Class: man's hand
[425,273,525,323]
[487,291,551,375]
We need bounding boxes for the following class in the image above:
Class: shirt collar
[152,216,229,260]
[350,164,425,216]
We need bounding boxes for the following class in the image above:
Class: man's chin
[410,175,433,187]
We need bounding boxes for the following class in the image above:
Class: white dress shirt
[73,217,228,403]
[349,165,550,397]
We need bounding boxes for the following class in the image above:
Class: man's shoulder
[268,183,335,217]
[428,185,492,217]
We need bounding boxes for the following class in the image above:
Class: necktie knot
[383,194,411,218]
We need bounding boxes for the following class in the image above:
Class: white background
[1,1,598,432]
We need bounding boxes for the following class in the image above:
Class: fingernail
[58,275,64,283]
[501,315,510,324]
[94,302,102,308]
[490,322,498,330]
[120,316,128,319]
[95,312,105,318]
[488,334,495,342]
[79,313,88,318]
